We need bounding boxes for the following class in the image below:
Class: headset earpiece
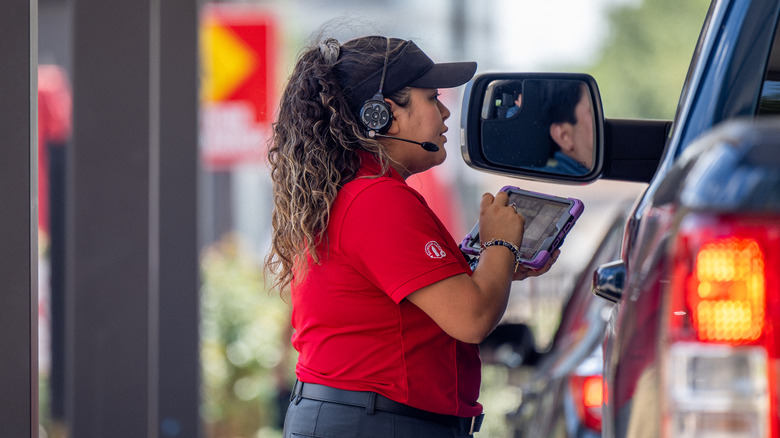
[360,38,393,136]
[360,93,392,135]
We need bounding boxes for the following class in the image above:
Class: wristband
[480,239,521,273]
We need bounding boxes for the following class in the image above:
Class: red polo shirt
[291,154,482,417]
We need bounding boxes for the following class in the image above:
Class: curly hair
[265,35,411,294]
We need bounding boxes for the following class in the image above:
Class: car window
[758,21,780,115]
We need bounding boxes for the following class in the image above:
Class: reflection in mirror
[480,79,595,176]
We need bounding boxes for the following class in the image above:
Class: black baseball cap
[341,37,477,114]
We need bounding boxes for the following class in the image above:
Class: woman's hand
[478,190,524,249]
[512,249,560,281]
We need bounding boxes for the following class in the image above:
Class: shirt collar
[356,150,405,183]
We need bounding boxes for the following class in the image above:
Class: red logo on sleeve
[425,241,446,259]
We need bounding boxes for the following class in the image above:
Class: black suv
[462,1,780,436]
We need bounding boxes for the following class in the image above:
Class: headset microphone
[369,132,440,152]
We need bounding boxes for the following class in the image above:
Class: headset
[359,38,393,136]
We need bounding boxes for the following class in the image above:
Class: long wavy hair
[265,35,411,293]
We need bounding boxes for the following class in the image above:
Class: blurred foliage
[586,0,712,119]
[39,374,64,438]
[201,234,296,438]
[479,365,526,438]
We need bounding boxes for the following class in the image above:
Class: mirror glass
[479,79,596,176]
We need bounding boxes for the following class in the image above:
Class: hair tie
[319,38,340,65]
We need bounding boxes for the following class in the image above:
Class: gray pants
[283,397,476,438]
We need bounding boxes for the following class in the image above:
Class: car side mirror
[460,73,604,183]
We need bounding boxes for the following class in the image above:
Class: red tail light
[664,213,780,437]
[689,237,765,343]
[569,374,603,432]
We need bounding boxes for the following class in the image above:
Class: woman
[266,35,558,437]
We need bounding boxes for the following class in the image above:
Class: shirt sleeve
[337,179,468,303]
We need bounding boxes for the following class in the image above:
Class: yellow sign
[200,17,258,102]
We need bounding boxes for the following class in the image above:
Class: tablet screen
[508,192,569,259]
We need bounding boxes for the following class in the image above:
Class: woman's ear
[384,98,403,135]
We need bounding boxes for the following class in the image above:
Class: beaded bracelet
[480,239,521,273]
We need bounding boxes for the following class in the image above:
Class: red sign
[200,4,277,169]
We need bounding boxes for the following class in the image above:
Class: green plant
[200,234,296,438]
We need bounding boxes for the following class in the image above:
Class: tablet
[460,186,584,270]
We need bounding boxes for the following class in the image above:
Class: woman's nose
[439,101,450,120]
